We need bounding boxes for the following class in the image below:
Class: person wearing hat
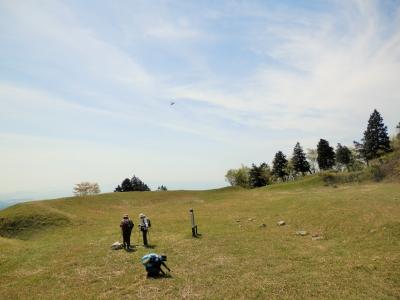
[138,213,151,246]
[120,214,134,250]
[141,253,170,277]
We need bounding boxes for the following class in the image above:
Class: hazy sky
[1,0,399,202]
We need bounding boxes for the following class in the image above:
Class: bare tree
[73,182,101,196]
[306,148,318,173]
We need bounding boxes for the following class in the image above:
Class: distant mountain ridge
[0,201,16,210]
[0,198,30,210]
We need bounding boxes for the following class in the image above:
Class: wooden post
[189,208,198,237]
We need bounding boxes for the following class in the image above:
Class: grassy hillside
[0,179,399,299]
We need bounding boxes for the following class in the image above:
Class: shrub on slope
[320,146,400,185]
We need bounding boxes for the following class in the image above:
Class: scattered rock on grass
[311,233,324,240]
[259,223,267,228]
[277,221,285,226]
[295,230,308,236]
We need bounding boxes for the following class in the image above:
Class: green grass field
[1,177,399,299]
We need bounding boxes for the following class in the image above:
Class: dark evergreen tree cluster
[157,185,168,191]
[249,163,271,187]
[362,109,391,161]
[291,142,311,175]
[222,109,394,188]
[317,139,335,170]
[335,143,351,170]
[114,175,150,192]
[354,109,392,164]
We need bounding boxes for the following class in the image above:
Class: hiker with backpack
[120,214,134,251]
[141,253,170,277]
[138,213,151,246]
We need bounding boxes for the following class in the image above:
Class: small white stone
[296,230,308,236]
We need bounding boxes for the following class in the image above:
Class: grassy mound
[0,202,71,239]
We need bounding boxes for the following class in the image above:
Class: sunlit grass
[0,180,399,299]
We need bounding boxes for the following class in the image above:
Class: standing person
[120,214,134,251]
[139,213,151,246]
[141,253,170,277]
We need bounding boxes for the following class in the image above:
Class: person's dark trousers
[142,230,148,246]
[123,232,131,249]
[146,266,162,278]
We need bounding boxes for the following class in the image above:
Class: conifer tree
[131,175,151,191]
[317,139,335,170]
[291,142,310,175]
[272,151,288,181]
[121,178,133,191]
[249,163,271,187]
[335,143,352,171]
[115,175,150,192]
[362,109,391,161]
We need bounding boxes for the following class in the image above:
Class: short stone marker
[277,220,286,226]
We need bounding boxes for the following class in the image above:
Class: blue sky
[1,0,400,203]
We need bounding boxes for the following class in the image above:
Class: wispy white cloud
[0,1,155,91]
[168,0,400,138]
[0,83,113,117]
[143,17,206,40]
[2,1,399,137]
